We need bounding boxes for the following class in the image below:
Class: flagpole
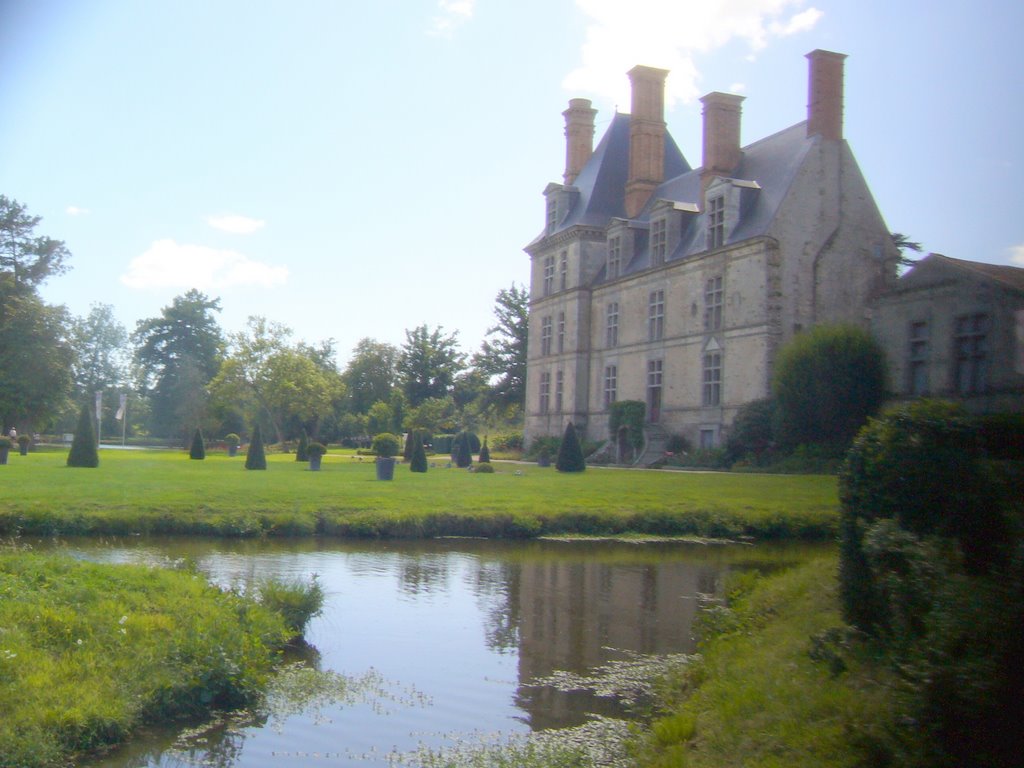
[121,394,127,447]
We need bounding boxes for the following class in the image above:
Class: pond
[40,536,819,767]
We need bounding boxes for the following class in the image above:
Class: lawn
[0,447,839,539]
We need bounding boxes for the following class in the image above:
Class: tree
[891,231,923,267]
[453,431,473,468]
[69,303,131,436]
[398,325,465,407]
[472,284,529,408]
[772,324,887,451]
[296,429,309,462]
[245,423,267,470]
[556,422,586,472]
[410,431,428,473]
[67,403,99,468]
[133,290,224,439]
[342,338,399,414]
[0,195,71,294]
[189,427,206,460]
[479,437,491,463]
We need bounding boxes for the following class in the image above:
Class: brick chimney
[806,49,847,141]
[700,91,744,194]
[563,98,597,185]
[624,65,669,218]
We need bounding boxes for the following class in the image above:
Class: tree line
[0,195,527,445]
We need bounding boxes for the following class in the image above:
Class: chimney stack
[700,91,745,194]
[625,65,669,218]
[563,98,597,185]
[806,49,847,141]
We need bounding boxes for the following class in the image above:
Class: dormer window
[651,218,667,265]
[546,198,557,234]
[707,195,725,250]
[607,236,621,279]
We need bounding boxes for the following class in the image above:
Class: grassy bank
[0,549,310,768]
[0,449,838,540]
[633,554,895,768]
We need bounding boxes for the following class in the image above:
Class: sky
[2,0,1022,368]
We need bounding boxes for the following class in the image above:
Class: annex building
[524,50,900,451]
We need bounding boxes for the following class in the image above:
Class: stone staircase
[634,423,672,467]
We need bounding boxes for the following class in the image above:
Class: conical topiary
[296,430,309,462]
[245,423,267,470]
[453,431,472,468]
[410,431,428,473]
[555,422,586,472]
[479,437,491,463]
[67,403,99,468]
[189,427,206,460]
[403,430,415,462]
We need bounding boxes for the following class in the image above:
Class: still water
[42,537,816,767]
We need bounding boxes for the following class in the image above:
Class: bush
[224,432,241,447]
[453,431,473,468]
[474,462,495,473]
[609,400,645,452]
[478,437,491,463]
[258,575,324,637]
[245,424,267,470]
[410,432,428,472]
[371,432,399,458]
[296,430,309,462]
[189,428,206,460]
[725,397,776,464]
[67,403,99,468]
[556,422,586,472]
[0,436,11,450]
[490,430,523,452]
[306,441,326,458]
[773,324,887,451]
[526,435,561,460]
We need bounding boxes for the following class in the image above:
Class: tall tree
[0,195,71,294]
[342,338,399,414]
[891,231,923,267]
[70,304,130,430]
[472,284,528,408]
[398,324,465,407]
[132,290,224,439]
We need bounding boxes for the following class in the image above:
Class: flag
[115,393,127,421]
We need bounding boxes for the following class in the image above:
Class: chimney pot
[563,98,597,185]
[806,49,847,141]
[700,91,745,195]
[625,65,669,218]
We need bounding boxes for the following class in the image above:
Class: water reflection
[38,537,821,767]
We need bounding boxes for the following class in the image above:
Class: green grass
[0,448,839,540]
[0,549,295,767]
[633,554,896,768]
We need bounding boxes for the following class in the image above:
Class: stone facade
[524,51,899,449]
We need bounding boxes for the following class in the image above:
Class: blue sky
[2,0,1021,365]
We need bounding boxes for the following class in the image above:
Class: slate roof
[896,253,1024,294]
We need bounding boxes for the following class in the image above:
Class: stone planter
[309,454,323,471]
[537,454,550,468]
[228,445,239,457]
[375,456,397,480]
[18,442,29,456]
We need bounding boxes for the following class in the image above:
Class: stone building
[872,253,1024,414]
[524,50,899,452]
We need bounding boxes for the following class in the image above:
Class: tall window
[651,218,667,265]
[607,236,621,279]
[540,315,552,356]
[707,195,725,250]
[539,371,551,413]
[908,320,929,395]
[648,289,665,341]
[647,359,663,422]
[555,370,564,412]
[606,302,619,348]
[603,365,617,409]
[542,256,555,296]
[559,251,568,291]
[954,313,989,395]
[557,312,565,354]
[546,198,557,234]
[703,352,722,406]
[704,275,723,331]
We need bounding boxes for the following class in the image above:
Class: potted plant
[372,432,400,480]
[17,434,31,456]
[307,441,326,471]
[0,436,11,465]
[224,433,241,457]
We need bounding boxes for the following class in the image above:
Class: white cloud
[66,205,90,216]
[427,0,475,37]
[206,214,266,234]
[120,239,288,290]
[564,0,823,107]
[1009,244,1024,266]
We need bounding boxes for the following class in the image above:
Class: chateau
[524,50,899,451]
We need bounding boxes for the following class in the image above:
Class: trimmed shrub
[526,435,561,460]
[224,433,241,448]
[556,422,586,472]
[245,424,267,470]
[306,441,326,457]
[67,404,99,468]
[371,432,399,458]
[296,430,309,462]
[474,462,495,473]
[453,431,473,468]
[609,400,645,452]
[725,397,776,464]
[490,430,523,452]
[410,432,428,473]
[189,428,206,460]
[478,437,491,463]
